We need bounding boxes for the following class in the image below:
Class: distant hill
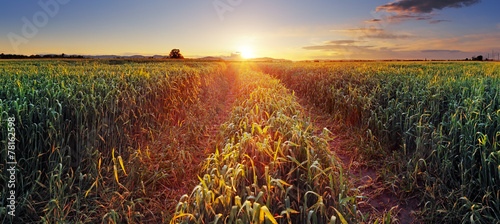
[197,56,224,60]
[248,57,292,62]
[87,55,169,59]
[86,55,122,59]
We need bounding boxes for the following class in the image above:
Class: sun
[239,46,255,59]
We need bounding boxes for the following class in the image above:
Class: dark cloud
[375,0,480,23]
[376,0,481,14]
[429,19,452,24]
[379,47,403,51]
[365,19,382,23]
[421,50,463,53]
[383,14,433,23]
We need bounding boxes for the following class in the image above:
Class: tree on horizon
[169,49,184,59]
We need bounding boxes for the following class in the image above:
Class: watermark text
[213,0,243,21]
[8,0,71,53]
[6,117,17,216]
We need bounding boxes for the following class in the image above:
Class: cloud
[303,40,373,52]
[303,45,373,51]
[421,49,463,53]
[342,28,383,32]
[366,32,412,39]
[376,0,481,14]
[301,31,499,60]
[335,28,413,39]
[375,0,480,23]
[399,32,500,55]
[324,40,365,45]
[383,14,434,23]
[429,19,452,24]
[365,19,382,23]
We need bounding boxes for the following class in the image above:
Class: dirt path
[296,98,421,224]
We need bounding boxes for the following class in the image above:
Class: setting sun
[239,46,255,59]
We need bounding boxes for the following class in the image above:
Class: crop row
[258,61,500,223]
[0,60,227,222]
[173,64,360,224]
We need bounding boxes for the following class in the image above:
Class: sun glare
[239,46,255,59]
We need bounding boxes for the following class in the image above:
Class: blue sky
[1,0,499,60]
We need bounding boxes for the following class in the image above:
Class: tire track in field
[139,64,238,222]
[295,97,421,224]
[170,64,238,203]
[187,64,237,172]
[194,64,238,164]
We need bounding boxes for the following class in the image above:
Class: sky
[1,0,499,60]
